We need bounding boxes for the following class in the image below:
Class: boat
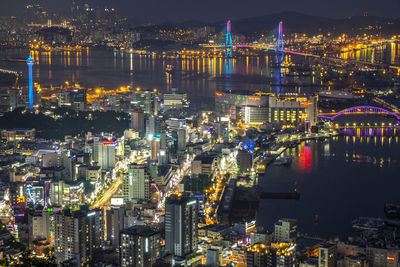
[272,156,292,166]
[384,204,400,220]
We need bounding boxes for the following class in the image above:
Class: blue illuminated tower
[225,20,233,57]
[276,21,285,64]
[26,55,35,109]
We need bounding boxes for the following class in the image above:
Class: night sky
[2,0,400,23]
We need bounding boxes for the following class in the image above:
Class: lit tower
[225,20,233,57]
[276,21,285,64]
[26,55,35,109]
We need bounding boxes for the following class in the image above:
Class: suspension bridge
[200,20,397,70]
[200,20,318,62]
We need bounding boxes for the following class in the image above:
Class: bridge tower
[225,20,233,57]
[276,21,285,64]
[26,55,35,109]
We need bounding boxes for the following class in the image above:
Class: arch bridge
[318,106,400,121]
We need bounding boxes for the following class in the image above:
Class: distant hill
[140,12,400,37]
[228,12,400,36]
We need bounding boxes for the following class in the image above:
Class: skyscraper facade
[120,226,161,267]
[123,164,150,202]
[165,195,198,258]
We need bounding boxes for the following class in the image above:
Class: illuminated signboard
[300,101,313,106]
[248,97,260,101]
[18,196,25,203]
[215,92,223,97]
[110,197,124,206]
[103,141,117,147]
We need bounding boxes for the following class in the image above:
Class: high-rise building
[120,226,161,267]
[151,135,160,161]
[106,206,126,249]
[165,195,198,258]
[319,243,337,267]
[28,208,52,248]
[177,128,186,152]
[274,218,298,243]
[163,93,187,110]
[131,109,145,135]
[98,140,116,170]
[54,208,104,265]
[50,180,64,206]
[122,164,150,202]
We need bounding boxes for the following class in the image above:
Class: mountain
[227,11,400,36]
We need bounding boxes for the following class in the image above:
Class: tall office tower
[130,109,145,135]
[50,180,64,206]
[54,208,104,265]
[177,128,186,152]
[26,55,35,109]
[106,206,126,249]
[151,135,160,161]
[123,164,150,202]
[274,218,298,243]
[165,195,198,258]
[319,243,337,267]
[132,90,152,114]
[120,226,161,267]
[146,115,159,137]
[92,136,100,163]
[98,140,116,170]
[28,208,52,248]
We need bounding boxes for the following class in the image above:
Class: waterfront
[0,48,354,109]
[258,133,400,238]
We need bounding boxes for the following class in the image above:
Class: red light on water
[299,145,312,171]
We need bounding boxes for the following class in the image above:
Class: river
[257,133,400,238]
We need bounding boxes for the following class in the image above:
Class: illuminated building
[86,166,101,183]
[120,226,161,267]
[26,55,35,109]
[268,96,318,125]
[62,181,84,207]
[177,128,186,152]
[98,140,116,170]
[365,246,399,267]
[50,180,64,206]
[215,91,317,125]
[54,207,104,265]
[130,109,145,135]
[106,206,126,249]
[1,128,35,142]
[57,90,87,110]
[318,243,337,267]
[151,135,160,161]
[246,242,296,267]
[28,208,53,248]
[132,90,159,115]
[165,195,198,258]
[163,93,187,110]
[122,164,150,202]
[274,219,298,243]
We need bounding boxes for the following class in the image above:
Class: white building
[274,218,298,243]
[123,164,150,202]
